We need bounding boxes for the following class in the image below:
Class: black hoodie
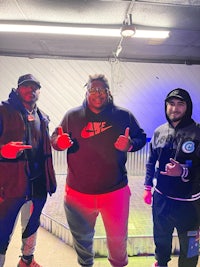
[52,99,146,194]
[145,88,200,200]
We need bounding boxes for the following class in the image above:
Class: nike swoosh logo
[81,122,112,138]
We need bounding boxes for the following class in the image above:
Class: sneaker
[151,262,167,267]
[17,258,42,267]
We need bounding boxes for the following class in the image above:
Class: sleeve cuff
[181,166,189,182]
[128,145,133,152]
[144,185,152,191]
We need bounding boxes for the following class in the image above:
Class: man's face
[86,80,109,113]
[17,82,40,105]
[166,98,187,123]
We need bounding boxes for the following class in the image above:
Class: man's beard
[170,117,182,122]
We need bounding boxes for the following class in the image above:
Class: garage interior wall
[1,56,200,138]
[1,55,200,255]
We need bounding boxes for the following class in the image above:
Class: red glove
[143,190,152,205]
[1,141,32,159]
[114,127,132,152]
[56,126,73,150]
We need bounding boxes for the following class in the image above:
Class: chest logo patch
[182,141,195,153]
[81,122,112,138]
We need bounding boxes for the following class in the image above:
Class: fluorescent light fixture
[0,24,119,37]
[135,30,169,39]
[0,24,169,39]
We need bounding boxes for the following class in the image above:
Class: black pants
[0,196,46,254]
[152,191,199,267]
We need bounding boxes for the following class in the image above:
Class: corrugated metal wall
[1,55,200,137]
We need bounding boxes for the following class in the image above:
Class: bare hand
[160,158,183,177]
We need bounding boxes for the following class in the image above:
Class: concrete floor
[5,221,197,267]
[4,174,200,267]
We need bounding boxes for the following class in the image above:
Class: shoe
[151,262,167,267]
[17,258,42,267]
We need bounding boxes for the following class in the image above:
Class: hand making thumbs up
[114,127,133,152]
[56,126,73,150]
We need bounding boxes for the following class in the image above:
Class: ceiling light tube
[134,30,169,39]
[0,23,169,39]
[0,24,120,37]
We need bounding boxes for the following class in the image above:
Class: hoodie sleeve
[0,116,2,137]
[128,112,146,152]
[144,135,158,187]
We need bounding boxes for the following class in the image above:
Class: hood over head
[165,88,193,126]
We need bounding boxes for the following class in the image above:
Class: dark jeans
[152,191,199,267]
[0,196,46,254]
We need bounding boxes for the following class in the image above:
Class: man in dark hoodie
[143,88,200,267]
[0,74,56,267]
[51,74,146,267]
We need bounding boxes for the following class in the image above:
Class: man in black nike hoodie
[143,88,200,267]
[51,74,146,267]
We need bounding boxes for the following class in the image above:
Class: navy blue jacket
[145,119,200,200]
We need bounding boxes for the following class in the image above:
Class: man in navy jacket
[144,88,200,267]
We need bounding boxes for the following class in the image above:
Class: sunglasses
[87,87,108,94]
